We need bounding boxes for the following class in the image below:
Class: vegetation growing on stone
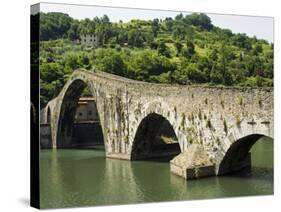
[258,98,263,107]
[124,135,129,143]
[220,100,224,109]
[181,113,186,128]
[198,109,202,120]
[206,119,212,129]
[223,119,228,135]
[204,98,208,105]
[204,114,207,120]
[239,96,243,106]
[174,106,177,119]
[236,115,242,127]
[216,137,221,145]
[188,137,194,144]
[191,112,195,124]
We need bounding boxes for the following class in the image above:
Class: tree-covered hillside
[37,12,274,108]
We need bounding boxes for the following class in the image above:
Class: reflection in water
[96,157,144,205]
[40,137,273,208]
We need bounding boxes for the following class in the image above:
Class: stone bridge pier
[41,69,273,179]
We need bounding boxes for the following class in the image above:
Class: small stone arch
[130,112,181,160]
[217,128,273,175]
[130,100,179,140]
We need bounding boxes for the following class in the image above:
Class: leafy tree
[68,21,80,40]
[117,28,128,44]
[92,49,126,76]
[218,42,228,81]
[101,15,110,23]
[40,12,73,40]
[174,41,183,56]
[61,52,80,71]
[151,18,160,37]
[210,63,223,84]
[175,13,184,21]
[149,41,159,49]
[78,18,96,35]
[99,15,113,44]
[40,63,64,83]
[232,33,252,50]
[128,50,175,80]
[182,40,195,58]
[253,43,263,55]
[172,23,186,40]
[186,40,195,54]
[61,51,91,73]
[187,13,213,31]
[241,76,273,87]
[164,17,174,31]
[128,29,144,47]
[197,56,212,81]
[185,26,195,41]
[149,71,172,83]
[40,63,65,107]
[157,42,171,57]
[223,70,234,85]
[209,49,219,61]
[185,63,206,83]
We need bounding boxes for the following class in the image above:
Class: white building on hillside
[80,34,99,48]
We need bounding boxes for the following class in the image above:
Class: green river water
[40,137,273,208]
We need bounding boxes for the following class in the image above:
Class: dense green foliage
[38,12,274,107]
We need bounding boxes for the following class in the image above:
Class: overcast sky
[36,2,274,43]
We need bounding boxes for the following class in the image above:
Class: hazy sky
[38,2,274,43]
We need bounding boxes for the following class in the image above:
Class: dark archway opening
[218,134,273,176]
[46,107,51,124]
[131,113,181,162]
[57,79,104,149]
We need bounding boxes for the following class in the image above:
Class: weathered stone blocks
[42,69,273,179]
[170,144,215,179]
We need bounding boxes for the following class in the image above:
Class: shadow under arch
[131,113,180,161]
[46,106,51,124]
[218,134,273,175]
[57,78,104,149]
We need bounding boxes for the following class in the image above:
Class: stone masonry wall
[43,69,273,175]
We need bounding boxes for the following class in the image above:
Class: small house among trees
[80,34,99,48]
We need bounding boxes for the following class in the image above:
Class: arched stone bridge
[42,69,273,179]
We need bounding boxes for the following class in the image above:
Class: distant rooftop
[78,97,95,104]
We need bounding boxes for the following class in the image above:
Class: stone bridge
[41,69,273,179]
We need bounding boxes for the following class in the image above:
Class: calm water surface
[40,138,273,208]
